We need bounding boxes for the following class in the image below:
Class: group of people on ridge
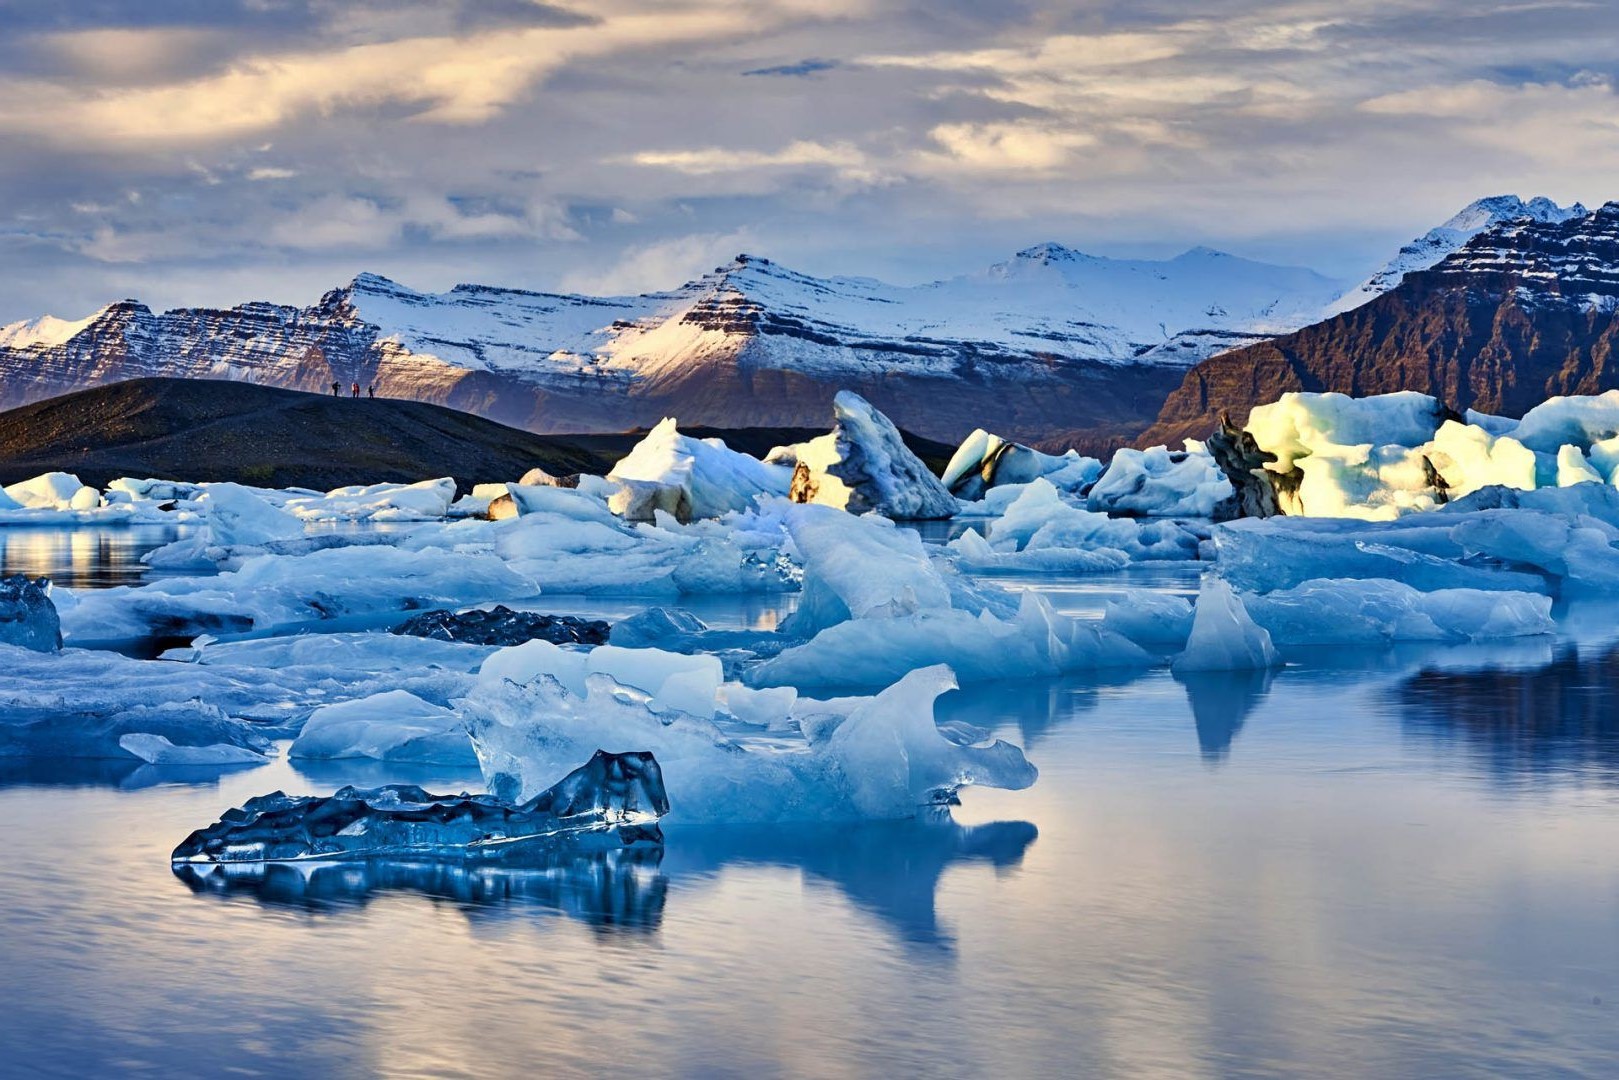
[332,381,377,399]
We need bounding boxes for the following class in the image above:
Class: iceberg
[289,689,478,766]
[4,471,99,510]
[772,391,957,519]
[279,477,458,521]
[204,483,305,546]
[476,639,725,719]
[57,544,538,643]
[172,749,668,864]
[1101,590,1195,650]
[1242,578,1555,646]
[1171,576,1280,672]
[941,429,1100,501]
[607,418,791,520]
[465,661,1035,823]
[1086,444,1232,518]
[1,692,275,762]
[947,478,1202,569]
[118,733,268,767]
[0,575,62,652]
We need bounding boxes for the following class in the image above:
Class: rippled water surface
[4,537,1619,1077]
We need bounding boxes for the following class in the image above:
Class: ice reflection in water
[0,523,200,588]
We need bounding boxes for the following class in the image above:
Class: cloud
[559,230,757,295]
[626,140,867,175]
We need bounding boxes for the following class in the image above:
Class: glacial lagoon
[2,538,1617,1077]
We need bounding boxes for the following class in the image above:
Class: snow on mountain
[1324,195,1588,316]
[0,244,1350,441]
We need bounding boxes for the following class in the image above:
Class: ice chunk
[476,639,724,718]
[58,545,538,643]
[1102,590,1195,650]
[4,472,95,510]
[465,663,1034,823]
[1242,578,1554,646]
[118,733,267,767]
[775,391,957,519]
[941,429,1099,500]
[1172,576,1280,672]
[1246,391,1450,474]
[279,478,457,522]
[0,575,62,652]
[1086,444,1232,518]
[289,689,477,766]
[949,478,1200,567]
[608,418,791,520]
[779,503,952,636]
[1556,445,1604,486]
[753,592,1150,689]
[1511,391,1619,453]
[1,693,275,762]
[172,749,668,864]
[204,483,305,546]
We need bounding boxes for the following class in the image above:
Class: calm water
[4,534,1619,1076]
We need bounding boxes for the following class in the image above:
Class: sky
[0,0,1615,324]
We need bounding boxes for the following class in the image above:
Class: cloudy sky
[0,0,1614,323]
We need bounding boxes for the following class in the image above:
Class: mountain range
[0,194,1598,445]
[1142,200,1619,446]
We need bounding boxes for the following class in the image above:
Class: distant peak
[348,271,408,291]
[1013,242,1087,263]
[1173,246,1232,260]
[1441,194,1586,233]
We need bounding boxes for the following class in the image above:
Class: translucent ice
[289,689,478,766]
[1171,576,1280,672]
[1242,578,1555,646]
[171,749,668,864]
[465,662,1036,823]
[0,575,62,652]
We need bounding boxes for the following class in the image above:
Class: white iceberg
[941,429,1100,501]
[607,418,790,521]
[1086,444,1231,518]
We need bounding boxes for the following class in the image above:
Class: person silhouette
[331,381,341,397]
[368,384,376,399]
[351,381,360,398]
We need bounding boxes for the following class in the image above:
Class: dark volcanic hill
[0,378,626,492]
[0,378,958,492]
[1141,202,1619,446]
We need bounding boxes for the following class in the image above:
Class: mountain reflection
[1398,642,1619,785]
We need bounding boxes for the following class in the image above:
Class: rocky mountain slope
[1141,202,1619,446]
[0,247,1345,444]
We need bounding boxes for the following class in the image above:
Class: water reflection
[1399,641,1619,786]
[1177,669,1273,761]
[174,849,668,933]
[665,810,1038,952]
[166,809,1036,955]
[0,523,199,589]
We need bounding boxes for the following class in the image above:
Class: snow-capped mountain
[1324,195,1588,316]
[1145,201,1619,446]
[0,247,1345,443]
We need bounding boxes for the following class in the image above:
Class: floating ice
[205,483,305,546]
[607,418,791,520]
[4,472,98,510]
[172,749,668,864]
[289,689,478,766]
[0,575,61,652]
[772,391,957,519]
[941,429,1100,501]
[1102,590,1195,650]
[465,662,1035,823]
[1172,576,1280,672]
[475,639,725,719]
[947,478,1201,570]
[118,733,268,767]
[58,544,537,642]
[1242,578,1555,646]
[1086,444,1231,518]
[276,478,457,522]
